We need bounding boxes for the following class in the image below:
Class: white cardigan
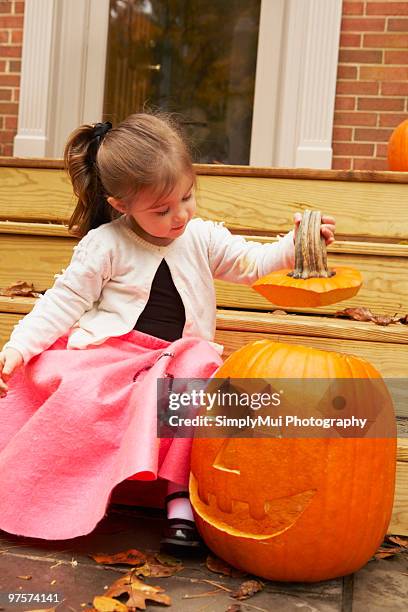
[3,215,295,363]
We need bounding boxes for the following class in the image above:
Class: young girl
[0,113,335,552]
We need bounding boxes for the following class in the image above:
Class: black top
[134,259,186,342]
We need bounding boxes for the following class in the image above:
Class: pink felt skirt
[0,330,222,540]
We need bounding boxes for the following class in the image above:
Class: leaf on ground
[374,545,404,559]
[155,552,181,566]
[225,605,242,611]
[89,549,147,566]
[135,552,183,577]
[126,575,171,609]
[370,313,401,326]
[206,555,247,578]
[271,310,288,315]
[104,573,136,599]
[93,597,128,612]
[374,550,400,559]
[104,571,171,609]
[232,579,264,601]
[387,535,408,548]
[335,307,403,326]
[376,534,408,558]
[0,281,42,298]
[335,307,375,322]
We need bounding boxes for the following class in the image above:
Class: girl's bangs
[147,157,194,205]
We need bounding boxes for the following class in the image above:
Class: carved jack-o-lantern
[190,340,397,582]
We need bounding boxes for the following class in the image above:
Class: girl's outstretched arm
[207,221,295,285]
[2,231,111,365]
[207,214,335,285]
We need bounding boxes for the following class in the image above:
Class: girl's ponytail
[64,122,120,237]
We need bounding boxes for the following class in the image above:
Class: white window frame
[14,0,342,168]
[14,0,110,158]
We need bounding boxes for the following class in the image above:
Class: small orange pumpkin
[252,210,362,307]
[190,340,397,582]
[388,118,408,171]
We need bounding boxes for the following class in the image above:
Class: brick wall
[0,0,24,156]
[333,0,408,170]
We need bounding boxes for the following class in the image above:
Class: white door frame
[251,0,343,167]
[14,0,110,158]
[14,0,342,168]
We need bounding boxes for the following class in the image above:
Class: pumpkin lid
[252,210,362,307]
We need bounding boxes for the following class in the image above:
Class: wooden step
[1,300,407,378]
[2,162,408,241]
[1,229,407,316]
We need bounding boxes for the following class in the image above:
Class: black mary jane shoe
[159,491,206,556]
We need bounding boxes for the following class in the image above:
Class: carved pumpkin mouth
[190,473,316,541]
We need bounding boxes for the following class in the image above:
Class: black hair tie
[92,121,112,140]
[88,121,112,175]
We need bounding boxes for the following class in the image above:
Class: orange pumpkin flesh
[388,118,408,171]
[253,266,362,307]
[190,340,397,582]
[252,210,362,307]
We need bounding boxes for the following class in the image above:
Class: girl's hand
[293,212,336,246]
[0,348,24,398]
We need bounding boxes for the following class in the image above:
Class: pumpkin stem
[288,210,335,279]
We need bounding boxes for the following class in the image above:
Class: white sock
[166,481,194,522]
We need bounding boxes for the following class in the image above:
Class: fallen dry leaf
[0,280,42,298]
[374,545,405,559]
[375,534,408,559]
[271,310,288,315]
[103,573,138,599]
[125,575,171,609]
[93,597,128,612]
[154,552,180,566]
[104,570,171,609]
[135,552,183,578]
[335,307,375,322]
[335,307,405,326]
[387,535,408,548]
[374,550,399,559]
[89,549,147,566]
[370,313,401,326]
[206,555,247,578]
[232,579,264,600]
